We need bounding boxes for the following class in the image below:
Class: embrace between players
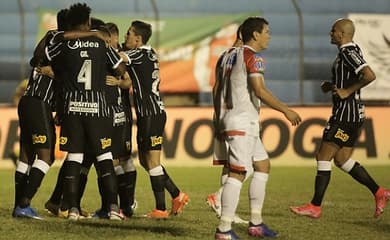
[13,2,188,221]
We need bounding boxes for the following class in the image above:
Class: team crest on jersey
[334,128,349,142]
[59,137,68,145]
[150,136,163,147]
[254,54,265,72]
[100,138,112,149]
[32,134,47,144]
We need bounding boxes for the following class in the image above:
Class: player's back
[54,36,108,93]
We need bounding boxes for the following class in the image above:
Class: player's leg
[290,120,340,218]
[14,97,54,219]
[45,158,66,215]
[215,131,249,239]
[59,115,85,220]
[247,137,277,238]
[117,157,137,218]
[88,117,122,220]
[335,147,390,217]
[112,117,137,218]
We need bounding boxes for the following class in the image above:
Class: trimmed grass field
[0,165,389,240]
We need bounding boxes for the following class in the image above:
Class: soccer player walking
[214,16,301,239]
[290,18,390,219]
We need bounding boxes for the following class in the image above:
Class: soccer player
[119,20,189,219]
[213,17,302,239]
[93,22,138,219]
[12,8,70,220]
[206,24,249,224]
[290,18,390,219]
[45,3,126,220]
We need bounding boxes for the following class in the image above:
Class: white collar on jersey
[339,42,356,49]
[139,45,152,50]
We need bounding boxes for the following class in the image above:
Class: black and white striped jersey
[24,69,55,108]
[123,45,164,118]
[331,42,368,123]
[46,36,123,117]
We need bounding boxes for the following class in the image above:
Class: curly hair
[67,3,91,28]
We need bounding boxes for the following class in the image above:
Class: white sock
[218,177,242,232]
[32,159,50,174]
[249,172,268,225]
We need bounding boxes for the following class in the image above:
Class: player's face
[110,33,119,49]
[124,27,139,49]
[330,23,342,45]
[258,24,270,50]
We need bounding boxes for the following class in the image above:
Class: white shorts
[225,131,268,173]
[213,137,228,165]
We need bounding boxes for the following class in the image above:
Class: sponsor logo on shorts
[334,128,349,142]
[32,134,47,144]
[150,136,163,147]
[100,138,112,149]
[59,137,68,145]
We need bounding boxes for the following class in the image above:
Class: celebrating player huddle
[13,2,188,221]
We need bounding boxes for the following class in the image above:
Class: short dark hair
[105,22,119,36]
[91,17,105,30]
[236,23,243,41]
[131,20,152,44]
[56,8,68,31]
[67,3,91,28]
[241,16,269,43]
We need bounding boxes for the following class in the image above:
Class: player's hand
[106,75,120,86]
[284,109,302,126]
[333,88,350,99]
[119,52,129,63]
[95,31,110,46]
[320,81,335,93]
[36,65,54,78]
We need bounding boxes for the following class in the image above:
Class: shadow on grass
[75,220,186,236]
[350,219,390,235]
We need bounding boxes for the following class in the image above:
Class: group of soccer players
[13,2,188,221]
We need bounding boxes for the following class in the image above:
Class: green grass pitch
[0,165,389,240]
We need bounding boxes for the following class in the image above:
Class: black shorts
[59,114,113,155]
[322,119,363,147]
[136,113,166,151]
[18,96,55,149]
[111,110,132,159]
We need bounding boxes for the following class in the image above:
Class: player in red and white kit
[214,17,301,240]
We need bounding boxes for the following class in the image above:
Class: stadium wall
[1,106,389,167]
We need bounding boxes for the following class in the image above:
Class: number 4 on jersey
[78,59,92,90]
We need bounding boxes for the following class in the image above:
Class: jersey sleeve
[44,30,64,62]
[106,46,123,69]
[243,48,266,77]
[123,49,143,65]
[340,48,368,74]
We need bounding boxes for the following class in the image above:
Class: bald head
[334,18,355,38]
[330,18,355,46]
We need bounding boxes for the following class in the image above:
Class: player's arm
[36,65,55,79]
[334,50,376,99]
[249,75,301,126]
[49,30,109,44]
[106,71,132,89]
[106,46,126,76]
